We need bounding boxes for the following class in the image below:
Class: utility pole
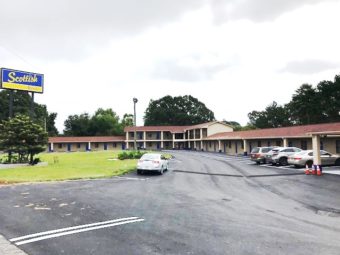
[133,98,138,150]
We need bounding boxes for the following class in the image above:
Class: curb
[0,235,28,255]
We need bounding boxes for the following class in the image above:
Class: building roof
[184,121,233,130]
[49,136,125,143]
[124,121,233,133]
[124,126,190,133]
[206,122,340,140]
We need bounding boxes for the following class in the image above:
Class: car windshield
[251,148,260,153]
[141,154,160,160]
[261,147,272,153]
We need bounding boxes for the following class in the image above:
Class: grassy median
[0,151,137,184]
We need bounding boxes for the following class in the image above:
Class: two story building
[47,121,340,156]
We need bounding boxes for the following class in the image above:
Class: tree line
[247,74,340,129]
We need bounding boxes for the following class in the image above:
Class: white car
[137,153,169,175]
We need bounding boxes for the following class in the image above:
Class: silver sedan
[288,150,340,167]
[137,153,169,175]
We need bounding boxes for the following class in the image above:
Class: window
[95,143,99,148]
[77,143,81,148]
[301,140,307,150]
[276,140,282,146]
[148,142,152,147]
[288,141,293,147]
[130,132,134,138]
[320,141,324,150]
[58,143,62,149]
[241,141,244,149]
[257,141,262,147]
[267,141,271,147]
[112,143,116,148]
[148,133,152,138]
[209,141,212,147]
[336,140,340,153]
[229,141,231,148]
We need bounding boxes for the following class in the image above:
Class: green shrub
[117,151,129,160]
[117,150,147,160]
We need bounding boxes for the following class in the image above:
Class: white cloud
[0,1,340,131]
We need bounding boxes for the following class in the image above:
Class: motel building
[48,121,340,166]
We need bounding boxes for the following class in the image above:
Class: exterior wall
[207,123,233,137]
[145,142,160,150]
[205,140,218,152]
[145,132,160,140]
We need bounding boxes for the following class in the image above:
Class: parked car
[137,153,168,175]
[250,147,275,164]
[288,150,340,168]
[266,147,302,166]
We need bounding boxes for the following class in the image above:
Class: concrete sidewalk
[0,235,27,255]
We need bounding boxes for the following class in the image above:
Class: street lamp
[133,98,138,150]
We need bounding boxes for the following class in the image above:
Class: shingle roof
[49,136,125,143]
[206,122,340,140]
[124,126,190,133]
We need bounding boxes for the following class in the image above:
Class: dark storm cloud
[281,59,339,74]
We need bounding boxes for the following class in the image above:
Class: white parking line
[11,217,145,246]
[114,176,148,181]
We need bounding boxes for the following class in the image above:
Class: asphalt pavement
[0,151,340,255]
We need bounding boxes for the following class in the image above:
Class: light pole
[133,98,138,150]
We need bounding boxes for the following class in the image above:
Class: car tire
[137,169,142,175]
[294,165,300,168]
[262,158,266,164]
[279,157,288,166]
[335,158,340,166]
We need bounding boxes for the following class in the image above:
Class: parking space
[193,151,340,176]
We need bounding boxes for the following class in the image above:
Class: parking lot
[0,151,340,255]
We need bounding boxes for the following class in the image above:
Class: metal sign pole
[30,92,35,118]
[9,90,13,118]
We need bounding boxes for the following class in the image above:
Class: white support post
[193,130,196,149]
[218,140,221,152]
[243,140,248,156]
[283,138,288,147]
[126,132,129,149]
[312,135,321,165]
[88,142,91,151]
[143,131,146,149]
[172,133,175,149]
[161,131,164,149]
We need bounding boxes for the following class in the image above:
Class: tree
[0,90,58,135]
[0,115,48,164]
[248,101,292,128]
[121,114,134,127]
[144,95,215,126]
[64,113,92,136]
[316,75,340,123]
[286,84,323,125]
[63,108,129,136]
[89,108,122,135]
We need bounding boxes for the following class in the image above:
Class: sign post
[0,68,44,118]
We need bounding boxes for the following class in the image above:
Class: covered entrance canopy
[307,131,340,166]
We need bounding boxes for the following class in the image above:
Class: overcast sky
[1,0,340,132]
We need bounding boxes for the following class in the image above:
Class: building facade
[48,121,340,155]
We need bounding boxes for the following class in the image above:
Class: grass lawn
[0,151,137,184]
